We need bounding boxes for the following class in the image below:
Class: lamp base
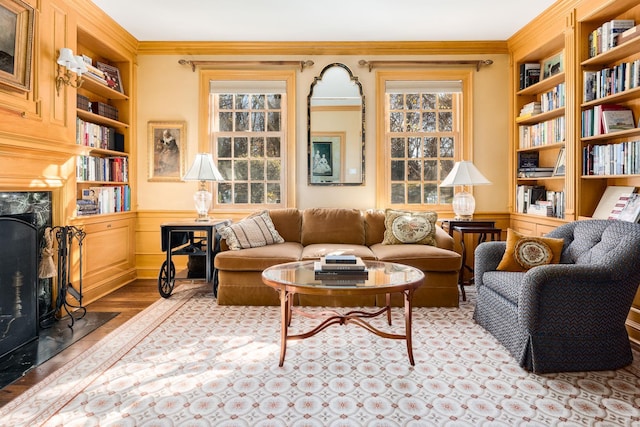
[453,215,473,221]
[194,216,211,222]
[452,190,476,221]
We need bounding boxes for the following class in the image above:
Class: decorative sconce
[55,48,87,95]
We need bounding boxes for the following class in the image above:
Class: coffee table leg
[279,289,289,366]
[404,289,415,366]
[386,293,392,326]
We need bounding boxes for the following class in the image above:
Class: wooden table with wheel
[261,260,425,366]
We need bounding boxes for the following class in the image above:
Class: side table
[158,219,230,298]
[441,220,501,301]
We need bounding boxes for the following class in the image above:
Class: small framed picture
[96,61,124,94]
[0,0,35,92]
[553,147,566,176]
[542,51,564,79]
[148,121,187,182]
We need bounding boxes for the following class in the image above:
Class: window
[204,71,296,210]
[377,71,472,210]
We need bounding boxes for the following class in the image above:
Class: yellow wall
[136,54,510,214]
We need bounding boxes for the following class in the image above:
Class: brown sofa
[214,207,462,307]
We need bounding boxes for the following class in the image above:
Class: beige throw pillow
[382,209,437,246]
[218,210,284,250]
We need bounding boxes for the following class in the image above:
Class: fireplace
[0,216,38,358]
[0,192,53,330]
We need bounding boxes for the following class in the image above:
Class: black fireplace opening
[0,217,38,359]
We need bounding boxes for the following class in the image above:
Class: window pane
[234,160,248,180]
[391,138,405,158]
[250,160,264,180]
[422,94,436,109]
[267,94,281,109]
[235,112,249,131]
[440,137,454,158]
[250,137,265,157]
[219,94,233,109]
[390,112,404,132]
[423,137,437,157]
[267,160,281,180]
[219,112,233,131]
[234,138,248,158]
[438,111,453,132]
[423,160,437,181]
[438,93,453,109]
[440,159,454,180]
[422,112,436,132]
[251,94,265,109]
[266,183,281,204]
[389,94,404,109]
[267,112,281,131]
[218,183,232,204]
[235,94,250,109]
[391,184,405,203]
[407,160,421,181]
[406,112,420,132]
[408,137,421,158]
[218,137,232,158]
[250,183,264,203]
[440,186,454,203]
[267,137,281,157]
[406,93,420,109]
[424,184,438,204]
[407,184,421,203]
[234,183,248,203]
[251,112,265,132]
[391,160,405,181]
[218,159,232,180]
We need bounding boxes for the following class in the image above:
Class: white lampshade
[73,55,88,75]
[183,153,224,221]
[440,161,491,220]
[184,153,224,182]
[57,48,76,68]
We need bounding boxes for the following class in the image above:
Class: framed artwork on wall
[0,0,35,92]
[148,121,187,182]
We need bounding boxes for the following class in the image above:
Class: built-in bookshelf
[577,2,640,220]
[512,31,568,228]
[74,27,132,217]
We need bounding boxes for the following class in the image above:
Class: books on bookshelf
[591,186,635,219]
[582,60,640,102]
[76,117,124,151]
[581,104,635,137]
[518,101,541,119]
[588,19,635,58]
[518,116,565,148]
[77,155,128,182]
[77,185,131,215]
[519,63,540,90]
[516,185,564,218]
[518,167,554,178]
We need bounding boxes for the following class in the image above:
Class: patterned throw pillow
[496,228,564,272]
[218,210,284,250]
[382,209,437,246]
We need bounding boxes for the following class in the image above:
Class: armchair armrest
[518,264,625,334]
[474,241,507,288]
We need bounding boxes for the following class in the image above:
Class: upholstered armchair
[473,219,640,373]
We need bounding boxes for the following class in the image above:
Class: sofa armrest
[474,241,507,289]
[434,225,454,250]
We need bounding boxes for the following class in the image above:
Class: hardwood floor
[0,279,160,408]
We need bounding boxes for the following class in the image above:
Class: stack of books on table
[314,255,368,282]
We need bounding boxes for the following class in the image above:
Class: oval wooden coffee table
[262,260,425,366]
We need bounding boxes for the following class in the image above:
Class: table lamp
[183,153,224,221]
[439,160,491,220]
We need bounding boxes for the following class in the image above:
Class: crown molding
[137,41,508,56]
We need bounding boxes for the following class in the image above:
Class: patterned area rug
[1,283,639,426]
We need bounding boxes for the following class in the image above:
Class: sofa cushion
[301,243,376,261]
[215,242,303,271]
[364,209,386,246]
[382,209,437,246]
[369,243,461,272]
[267,208,302,243]
[301,208,365,245]
[497,228,564,272]
[218,210,285,250]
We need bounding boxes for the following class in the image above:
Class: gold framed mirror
[308,63,364,185]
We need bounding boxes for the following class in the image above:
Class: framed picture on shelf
[0,0,35,92]
[542,51,564,79]
[553,147,566,176]
[96,61,123,93]
[148,121,186,182]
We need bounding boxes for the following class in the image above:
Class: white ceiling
[90,0,557,42]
